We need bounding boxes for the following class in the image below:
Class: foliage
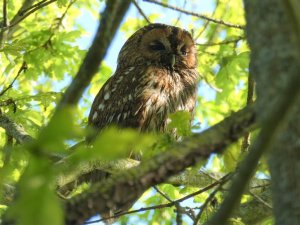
[0,0,271,225]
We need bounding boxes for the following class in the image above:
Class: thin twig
[22,0,76,54]
[193,185,223,225]
[85,175,230,224]
[133,0,151,23]
[143,0,244,29]
[174,0,187,26]
[249,191,272,209]
[44,0,76,46]
[3,0,57,31]
[154,186,173,202]
[154,186,183,225]
[0,62,27,97]
[194,0,220,41]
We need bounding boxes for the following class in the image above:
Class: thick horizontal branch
[56,158,140,195]
[0,114,34,143]
[57,157,269,198]
[57,159,222,196]
[64,104,257,225]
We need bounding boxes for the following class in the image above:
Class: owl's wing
[88,66,146,134]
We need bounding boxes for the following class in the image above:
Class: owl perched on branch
[88,23,198,139]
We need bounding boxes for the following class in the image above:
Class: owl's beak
[170,54,176,69]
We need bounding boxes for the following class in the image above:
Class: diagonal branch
[0,114,34,143]
[45,0,76,44]
[132,0,151,24]
[2,0,57,31]
[64,104,256,225]
[193,178,227,225]
[0,0,35,44]
[143,0,244,30]
[207,24,300,225]
[9,0,38,29]
[0,62,27,97]
[56,0,131,108]
[18,0,49,16]
[194,0,220,41]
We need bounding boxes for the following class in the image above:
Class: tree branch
[207,13,300,225]
[2,0,57,31]
[18,0,49,16]
[57,157,227,196]
[194,0,220,41]
[193,180,226,225]
[86,174,231,224]
[249,190,272,209]
[2,0,8,28]
[56,0,131,108]
[132,0,151,24]
[56,158,140,196]
[64,104,256,224]
[43,0,76,46]
[233,188,272,224]
[9,0,37,28]
[0,62,27,97]
[0,114,34,143]
[143,0,244,30]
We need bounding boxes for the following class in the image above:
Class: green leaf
[69,127,157,162]
[7,157,63,225]
[57,0,68,7]
[223,142,241,171]
[38,107,84,153]
[167,111,192,136]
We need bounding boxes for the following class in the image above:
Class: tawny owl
[88,23,198,138]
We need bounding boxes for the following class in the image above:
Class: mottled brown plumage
[88,23,198,137]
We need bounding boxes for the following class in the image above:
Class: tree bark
[244,1,300,224]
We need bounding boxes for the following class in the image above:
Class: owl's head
[118,23,197,70]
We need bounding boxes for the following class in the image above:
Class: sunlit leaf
[7,157,63,225]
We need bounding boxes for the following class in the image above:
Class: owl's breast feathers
[88,65,198,135]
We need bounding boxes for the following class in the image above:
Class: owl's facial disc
[140,26,197,69]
